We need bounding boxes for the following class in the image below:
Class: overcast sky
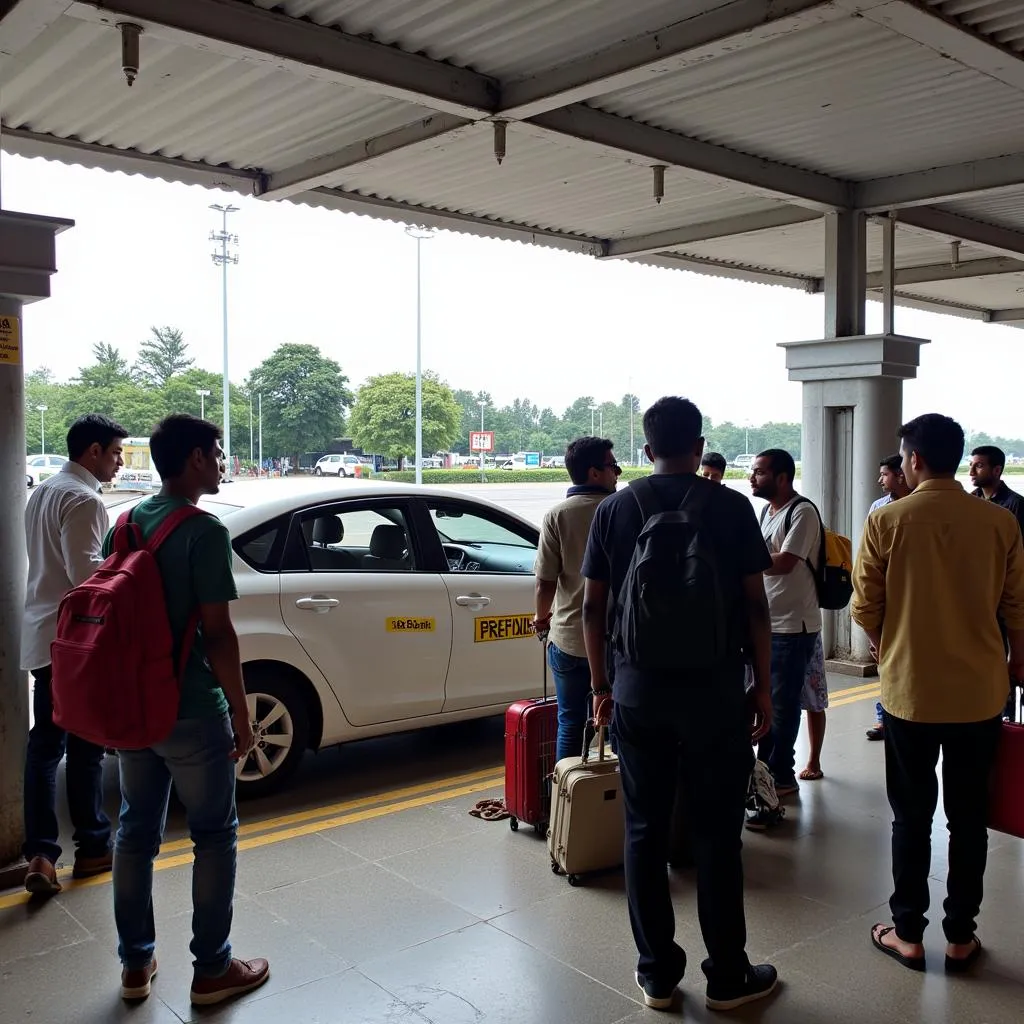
[4,152,1022,436]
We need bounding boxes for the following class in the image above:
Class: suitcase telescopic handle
[537,627,549,701]
[581,720,608,764]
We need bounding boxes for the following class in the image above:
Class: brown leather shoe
[121,959,158,1001]
[73,849,113,879]
[24,856,61,896]
[190,957,270,1006]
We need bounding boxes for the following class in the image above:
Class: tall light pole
[628,378,635,466]
[258,393,263,477]
[406,225,434,484]
[36,405,47,454]
[478,399,487,481]
[210,203,239,479]
[196,388,210,419]
[589,403,597,434]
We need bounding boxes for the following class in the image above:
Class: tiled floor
[1,683,1022,1023]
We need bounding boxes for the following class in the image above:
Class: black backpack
[614,477,730,673]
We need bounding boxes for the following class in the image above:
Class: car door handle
[455,594,491,608]
[295,596,339,613]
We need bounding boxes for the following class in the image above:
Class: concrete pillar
[0,210,73,884]
[782,334,928,669]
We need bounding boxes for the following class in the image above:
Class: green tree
[76,342,133,390]
[349,372,461,465]
[246,344,353,460]
[135,326,194,387]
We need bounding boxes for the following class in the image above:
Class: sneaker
[744,807,785,832]
[774,781,799,798]
[866,725,884,741]
[73,849,113,879]
[705,963,778,1011]
[121,959,158,1001]
[190,958,270,1006]
[635,970,682,1011]
[24,856,61,896]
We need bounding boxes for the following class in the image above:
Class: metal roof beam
[527,105,851,211]
[857,153,1024,211]
[898,207,1024,261]
[865,255,1024,287]
[865,290,992,321]
[499,0,848,120]
[987,307,1024,323]
[257,114,471,201]
[633,251,823,291]
[66,0,499,118]
[0,123,263,191]
[603,207,821,260]
[856,0,1024,94]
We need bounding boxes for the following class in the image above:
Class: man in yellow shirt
[852,413,1024,974]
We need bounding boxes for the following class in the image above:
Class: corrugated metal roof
[927,0,1024,53]
[946,185,1024,231]
[905,271,1024,308]
[591,15,1024,179]
[257,0,709,78]
[673,218,997,276]
[2,15,431,170]
[331,121,787,238]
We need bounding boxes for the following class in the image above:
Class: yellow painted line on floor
[830,687,881,708]
[157,764,503,854]
[0,772,505,913]
[828,680,882,701]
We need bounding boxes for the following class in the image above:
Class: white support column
[782,335,928,671]
[0,210,73,884]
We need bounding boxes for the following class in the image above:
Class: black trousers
[882,711,1002,944]
[614,694,753,987]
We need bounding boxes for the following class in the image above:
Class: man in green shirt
[108,414,269,1007]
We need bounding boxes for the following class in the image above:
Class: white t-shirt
[761,497,822,635]
[869,493,894,514]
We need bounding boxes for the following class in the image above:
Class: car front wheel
[314,467,323,477]
[235,672,310,798]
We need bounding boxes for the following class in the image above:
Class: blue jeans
[547,643,592,763]
[23,667,111,864]
[114,715,238,976]
[875,700,884,725]
[758,631,819,787]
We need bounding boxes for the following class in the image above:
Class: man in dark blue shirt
[581,396,776,1012]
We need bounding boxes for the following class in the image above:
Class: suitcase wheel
[509,817,519,832]
[533,822,547,837]
[567,874,581,887]
[550,860,561,875]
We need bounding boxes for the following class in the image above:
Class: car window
[48,456,67,467]
[29,456,45,467]
[234,517,287,572]
[297,505,414,573]
[426,503,537,575]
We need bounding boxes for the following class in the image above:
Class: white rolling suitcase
[547,725,624,886]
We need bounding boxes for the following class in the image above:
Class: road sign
[470,431,494,453]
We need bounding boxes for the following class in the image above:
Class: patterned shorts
[800,633,829,712]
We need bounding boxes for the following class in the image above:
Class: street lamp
[406,225,434,484]
[210,203,239,479]
[196,388,211,419]
[628,377,635,466]
[36,405,47,454]
[589,403,597,434]
[478,399,487,480]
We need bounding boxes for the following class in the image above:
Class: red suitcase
[989,722,1024,839]
[504,639,557,834]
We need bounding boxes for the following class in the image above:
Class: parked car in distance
[313,454,362,478]
[26,454,68,486]
[732,454,756,472]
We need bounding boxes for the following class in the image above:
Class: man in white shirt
[22,414,127,895]
[750,449,822,798]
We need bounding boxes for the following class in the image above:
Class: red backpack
[51,504,208,750]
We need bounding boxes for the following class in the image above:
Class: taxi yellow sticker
[386,617,436,633]
[474,614,535,643]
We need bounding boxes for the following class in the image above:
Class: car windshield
[432,510,535,549]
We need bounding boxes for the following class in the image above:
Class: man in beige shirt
[534,436,619,761]
[852,413,1024,974]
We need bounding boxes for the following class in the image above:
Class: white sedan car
[27,453,68,486]
[109,481,543,797]
[313,453,363,477]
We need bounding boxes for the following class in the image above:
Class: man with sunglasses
[534,437,620,762]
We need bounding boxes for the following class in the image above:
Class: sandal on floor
[799,769,824,781]
[945,937,982,974]
[871,924,926,972]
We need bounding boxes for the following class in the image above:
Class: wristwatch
[591,687,612,697]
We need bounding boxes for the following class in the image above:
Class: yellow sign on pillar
[0,315,21,366]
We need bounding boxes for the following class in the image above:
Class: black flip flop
[871,925,926,972]
[945,937,982,974]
